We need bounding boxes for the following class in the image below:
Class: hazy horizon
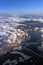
[0,0,43,15]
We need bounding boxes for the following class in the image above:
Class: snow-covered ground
[0,15,43,56]
[0,15,29,55]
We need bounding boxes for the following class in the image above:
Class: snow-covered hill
[0,14,43,56]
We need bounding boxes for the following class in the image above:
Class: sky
[0,0,43,14]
